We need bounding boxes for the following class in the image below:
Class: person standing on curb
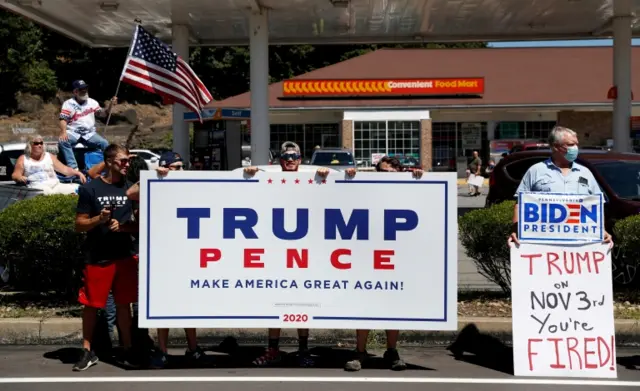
[340,156,423,372]
[243,141,346,368]
[126,151,208,369]
[73,144,138,371]
[507,126,612,247]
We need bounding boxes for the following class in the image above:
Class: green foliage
[21,60,58,99]
[459,201,514,294]
[614,215,640,262]
[0,10,57,113]
[0,195,85,296]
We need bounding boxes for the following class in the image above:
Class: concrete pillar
[612,0,633,152]
[171,24,190,164]
[341,120,353,150]
[249,11,270,165]
[420,119,433,172]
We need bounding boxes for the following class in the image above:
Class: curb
[1,317,638,346]
[456,178,489,185]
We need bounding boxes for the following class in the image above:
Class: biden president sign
[138,169,458,330]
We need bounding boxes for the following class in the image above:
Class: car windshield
[591,160,640,199]
[312,152,354,165]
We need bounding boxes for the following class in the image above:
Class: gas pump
[193,120,228,170]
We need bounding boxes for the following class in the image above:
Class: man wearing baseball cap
[126,150,207,368]
[59,80,117,170]
[244,141,355,367]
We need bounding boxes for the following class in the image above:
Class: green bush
[459,201,514,294]
[613,215,640,288]
[0,194,85,297]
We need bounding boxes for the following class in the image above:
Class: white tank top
[23,153,59,187]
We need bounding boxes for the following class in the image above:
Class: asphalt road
[456,185,499,291]
[0,346,638,390]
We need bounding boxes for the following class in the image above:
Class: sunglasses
[281,153,301,161]
[32,141,44,146]
[114,158,130,165]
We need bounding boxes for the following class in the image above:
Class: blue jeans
[59,132,108,169]
[105,292,139,341]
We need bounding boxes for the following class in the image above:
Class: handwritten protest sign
[518,192,604,244]
[138,170,458,330]
[511,242,616,378]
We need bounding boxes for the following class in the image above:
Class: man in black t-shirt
[73,144,139,371]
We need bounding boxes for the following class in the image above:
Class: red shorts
[78,256,138,308]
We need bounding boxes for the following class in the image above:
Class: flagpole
[104,20,141,137]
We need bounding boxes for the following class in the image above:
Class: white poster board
[138,170,458,330]
[511,242,616,378]
[518,192,604,244]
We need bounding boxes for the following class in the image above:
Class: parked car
[310,148,356,172]
[508,141,549,154]
[130,149,160,169]
[486,149,640,287]
[0,141,99,183]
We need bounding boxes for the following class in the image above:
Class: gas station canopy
[2,0,640,47]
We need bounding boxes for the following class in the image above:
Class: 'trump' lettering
[176,207,419,241]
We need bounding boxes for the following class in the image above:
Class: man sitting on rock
[58,80,116,170]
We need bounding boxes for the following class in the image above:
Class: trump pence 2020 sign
[138,170,458,330]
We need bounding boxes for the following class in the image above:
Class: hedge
[0,194,85,297]
[460,201,640,294]
[458,200,514,294]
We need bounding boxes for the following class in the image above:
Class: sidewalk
[1,317,638,346]
[456,178,489,186]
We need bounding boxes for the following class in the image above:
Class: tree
[0,10,57,114]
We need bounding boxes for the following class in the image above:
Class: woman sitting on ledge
[11,135,86,195]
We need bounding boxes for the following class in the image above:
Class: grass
[0,289,639,320]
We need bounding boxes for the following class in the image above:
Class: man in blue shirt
[507,126,612,246]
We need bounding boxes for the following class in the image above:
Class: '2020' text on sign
[138,170,458,329]
[518,192,604,244]
[511,242,616,378]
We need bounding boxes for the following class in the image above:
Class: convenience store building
[197,46,640,172]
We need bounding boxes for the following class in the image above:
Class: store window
[388,121,421,167]
[269,123,339,160]
[353,121,421,167]
[354,121,387,167]
[495,121,556,140]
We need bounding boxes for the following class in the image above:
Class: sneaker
[185,346,207,363]
[344,350,368,372]
[296,350,315,368]
[72,349,99,372]
[149,351,168,369]
[252,348,281,367]
[384,348,407,371]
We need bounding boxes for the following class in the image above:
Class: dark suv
[486,149,640,287]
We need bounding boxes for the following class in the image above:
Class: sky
[489,39,640,47]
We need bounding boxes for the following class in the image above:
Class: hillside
[0,92,174,148]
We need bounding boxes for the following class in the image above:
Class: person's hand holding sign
[316,167,330,178]
[244,166,259,176]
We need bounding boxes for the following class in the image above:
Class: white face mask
[76,92,88,102]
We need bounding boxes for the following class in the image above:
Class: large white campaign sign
[518,192,604,244]
[138,170,458,330]
[511,242,616,378]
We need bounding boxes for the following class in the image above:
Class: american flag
[120,25,213,122]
